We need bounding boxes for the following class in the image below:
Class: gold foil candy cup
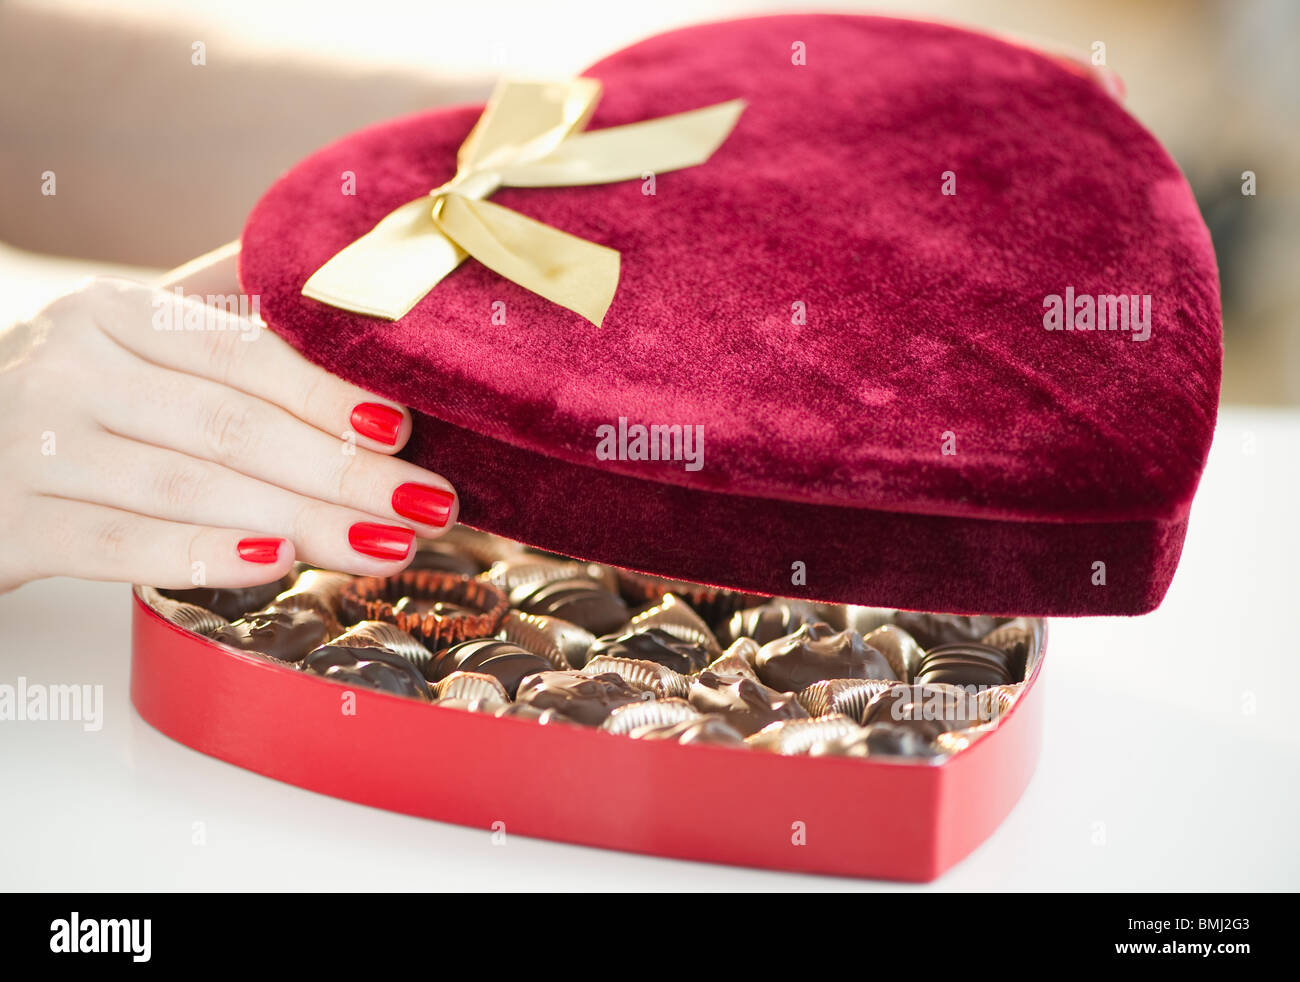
[138,586,230,636]
[745,714,860,755]
[433,670,510,711]
[863,625,926,683]
[275,569,353,634]
[600,698,700,734]
[701,650,759,681]
[497,609,595,670]
[440,526,527,568]
[341,570,509,650]
[627,593,722,657]
[796,678,898,719]
[581,655,690,698]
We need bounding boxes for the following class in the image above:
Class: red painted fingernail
[349,522,414,560]
[237,537,283,564]
[391,483,456,527]
[350,403,403,445]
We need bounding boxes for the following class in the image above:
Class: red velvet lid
[239,14,1221,617]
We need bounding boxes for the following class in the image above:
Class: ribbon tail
[436,194,619,326]
[302,197,467,320]
[498,99,747,187]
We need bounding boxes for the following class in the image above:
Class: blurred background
[1,0,1296,403]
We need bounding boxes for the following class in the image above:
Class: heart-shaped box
[132,13,1219,881]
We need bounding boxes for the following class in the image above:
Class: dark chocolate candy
[722,599,823,646]
[630,716,747,746]
[512,577,629,635]
[891,612,1003,650]
[809,723,940,758]
[755,624,898,692]
[688,671,808,737]
[914,643,1015,688]
[587,627,710,675]
[160,576,290,623]
[301,645,431,701]
[514,671,648,727]
[427,639,553,697]
[407,543,482,577]
[210,604,333,663]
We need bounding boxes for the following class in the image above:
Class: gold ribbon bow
[302,78,745,326]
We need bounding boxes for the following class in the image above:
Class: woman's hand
[0,277,458,593]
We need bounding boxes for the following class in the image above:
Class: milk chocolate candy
[428,639,553,697]
[159,575,291,622]
[587,627,710,675]
[301,645,431,701]
[273,569,352,635]
[755,624,898,692]
[513,577,629,636]
[722,599,823,646]
[211,604,334,664]
[514,671,650,727]
[629,716,747,746]
[914,643,1016,688]
[863,625,926,682]
[861,683,988,733]
[688,671,808,737]
[891,612,1002,650]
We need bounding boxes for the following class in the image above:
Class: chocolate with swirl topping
[427,639,553,697]
[301,645,431,701]
[211,604,334,664]
[514,671,649,726]
[688,671,808,737]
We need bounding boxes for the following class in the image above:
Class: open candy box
[133,529,1046,881]
[132,12,1218,881]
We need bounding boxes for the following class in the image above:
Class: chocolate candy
[745,714,860,754]
[980,620,1035,682]
[408,540,483,577]
[301,644,431,700]
[497,610,595,670]
[488,558,617,598]
[809,723,941,759]
[891,612,1002,650]
[913,642,1016,688]
[514,671,650,726]
[688,671,808,737]
[862,625,926,682]
[513,577,629,636]
[755,624,898,692]
[587,627,710,675]
[795,678,897,719]
[211,604,334,664]
[428,639,553,697]
[580,655,690,698]
[343,570,510,650]
[629,716,746,746]
[722,599,823,646]
[701,649,759,680]
[862,683,990,733]
[494,702,572,725]
[323,620,433,674]
[159,576,290,622]
[626,593,721,656]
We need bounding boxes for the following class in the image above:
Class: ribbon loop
[302,78,744,326]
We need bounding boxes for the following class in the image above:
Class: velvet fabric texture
[239,14,1221,616]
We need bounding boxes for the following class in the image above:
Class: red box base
[129,592,1044,882]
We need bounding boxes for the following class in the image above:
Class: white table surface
[1,407,1297,892]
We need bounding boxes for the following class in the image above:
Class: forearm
[0,1,489,267]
